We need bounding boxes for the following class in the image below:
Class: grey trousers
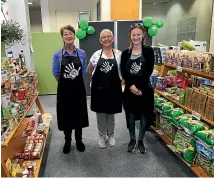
[96,113,115,138]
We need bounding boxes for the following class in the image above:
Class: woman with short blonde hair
[87,29,122,149]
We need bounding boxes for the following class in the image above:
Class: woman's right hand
[130,85,142,96]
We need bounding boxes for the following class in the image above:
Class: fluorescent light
[28,2,33,5]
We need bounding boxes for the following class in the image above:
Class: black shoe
[138,140,146,154]
[76,141,85,152]
[63,141,71,154]
[127,139,136,152]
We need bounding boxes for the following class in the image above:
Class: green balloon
[86,26,95,34]
[148,25,158,36]
[154,20,164,28]
[79,20,88,30]
[76,28,86,39]
[143,17,154,27]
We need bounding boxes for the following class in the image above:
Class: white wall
[142,0,213,50]
[210,4,214,52]
[165,0,213,49]
[29,9,43,32]
[142,3,166,45]
[101,0,111,21]
[6,0,34,70]
[48,0,98,32]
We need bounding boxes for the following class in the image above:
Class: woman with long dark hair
[121,23,154,154]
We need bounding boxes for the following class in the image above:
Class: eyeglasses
[130,23,144,30]
[101,35,112,40]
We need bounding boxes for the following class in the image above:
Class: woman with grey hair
[87,29,122,148]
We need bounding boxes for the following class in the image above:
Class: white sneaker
[98,138,106,148]
[109,137,116,147]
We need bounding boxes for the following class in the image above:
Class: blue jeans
[129,113,146,141]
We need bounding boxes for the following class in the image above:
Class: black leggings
[64,128,82,142]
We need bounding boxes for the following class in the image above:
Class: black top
[120,45,155,129]
[121,45,155,89]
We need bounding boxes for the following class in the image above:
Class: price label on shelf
[192,111,201,120]
[177,66,183,72]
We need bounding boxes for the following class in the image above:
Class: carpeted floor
[38,95,195,177]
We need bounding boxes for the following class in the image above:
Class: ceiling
[142,0,172,3]
[28,0,41,10]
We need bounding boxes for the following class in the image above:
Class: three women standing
[87,29,122,149]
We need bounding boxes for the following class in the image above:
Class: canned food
[25,88,30,98]
[1,94,11,108]
[18,89,25,100]
[2,107,11,120]
[10,105,17,116]
[12,88,19,101]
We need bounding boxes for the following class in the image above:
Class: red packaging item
[164,76,177,87]
[176,76,183,88]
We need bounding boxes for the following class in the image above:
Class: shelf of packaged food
[33,126,50,178]
[164,64,214,81]
[167,145,211,177]
[1,80,9,86]
[2,95,38,147]
[1,68,28,86]
[154,89,214,127]
[151,126,173,145]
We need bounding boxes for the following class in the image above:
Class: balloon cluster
[76,20,95,40]
[142,17,164,37]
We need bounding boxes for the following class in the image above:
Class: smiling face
[99,31,114,48]
[62,29,75,46]
[130,27,145,47]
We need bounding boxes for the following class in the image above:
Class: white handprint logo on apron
[130,62,142,74]
[100,61,114,73]
[64,63,81,79]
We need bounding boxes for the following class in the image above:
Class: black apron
[123,54,154,129]
[57,49,89,131]
[91,49,122,114]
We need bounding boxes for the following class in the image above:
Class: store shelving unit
[153,63,214,177]
[1,69,48,178]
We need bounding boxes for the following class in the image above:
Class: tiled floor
[39,95,195,177]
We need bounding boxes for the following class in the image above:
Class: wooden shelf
[2,95,38,147]
[151,126,172,145]
[155,63,164,66]
[164,64,214,81]
[34,127,50,177]
[155,89,214,127]
[167,145,211,177]
[1,68,27,86]
[1,80,9,86]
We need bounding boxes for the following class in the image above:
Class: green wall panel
[32,33,62,95]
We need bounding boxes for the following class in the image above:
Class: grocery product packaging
[173,129,196,165]
[185,88,193,108]
[205,94,214,121]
